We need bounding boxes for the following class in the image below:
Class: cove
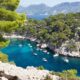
[1,39,80,76]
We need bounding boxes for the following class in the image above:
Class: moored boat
[53,53,59,57]
[36,48,40,51]
[33,53,38,56]
[63,57,69,63]
[19,44,22,47]
[43,50,47,53]
[42,58,47,62]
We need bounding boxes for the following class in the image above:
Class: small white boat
[30,45,32,48]
[47,52,50,54]
[28,44,31,46]
[41,44,47,48]
[33,53,38,56]
[37,44,40,47]
[19,44,22,47]
[53,53,59,57]
[36,48,40,51]
[28,44,32,48]
[40,49,42,51]
[30,38,36,41]
[42,58,47,62]
[43,50,47,53]
[64,58,69,63]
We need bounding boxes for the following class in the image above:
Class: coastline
[3,34,80,58]
[0,62,60,80]
[48,45,80,58]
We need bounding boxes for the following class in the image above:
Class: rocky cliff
[0,62,60,80]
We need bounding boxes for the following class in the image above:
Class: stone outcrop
[0,62,60,80]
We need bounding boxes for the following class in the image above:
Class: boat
[43,50,47,53]
[40,49,42,51]
[30,45,32,48]
[47,52,50,54]
[30,38,36,41]
[36,48,40,51]
[63,57,69,63]
[41,44,47,48]
[28,44,31,46]
[28,44,32,48]
[33,53,38,56]
[42,58,47,62]
[19,44,22,47]
[53,53,59,57]
[37,44,40,47]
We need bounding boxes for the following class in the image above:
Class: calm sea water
[1,39,80,75]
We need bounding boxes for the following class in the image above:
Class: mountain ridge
[16,2,80,19]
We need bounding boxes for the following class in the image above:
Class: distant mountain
[49,2,80,15]
[16,2,80,19]
[17,4,50,15]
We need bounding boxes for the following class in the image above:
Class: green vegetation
[37,66,80,80]
[0,52,8,62]
[50,69,80,80]
[37,66,44,70]
[0,0,26,33]
[44,69,80,80]
[0,34,10,48]
[0,1,80,79]
[60,69,78,79]
[0,51,14,64]
[0,40,10,48]
[24,13,80,52]
[0,0,26,47]
[0,21,19,33]
[0,0,26,63]
[0,0,20,11]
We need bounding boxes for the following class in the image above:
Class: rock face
[57,41,80,58]
[0,62,60,80]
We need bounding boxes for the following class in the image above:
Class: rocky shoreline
[48,45,80,58]
[3,34,80,58]
[35,42,80,58]
[0,62,60,80]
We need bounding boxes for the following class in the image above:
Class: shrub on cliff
[0,52,8,62]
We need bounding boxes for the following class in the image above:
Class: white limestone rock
[0,62,60,80]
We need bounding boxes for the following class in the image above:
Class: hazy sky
[20,0,80,7]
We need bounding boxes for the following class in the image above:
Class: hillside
[49,2,80,15]
[16,2,80,19]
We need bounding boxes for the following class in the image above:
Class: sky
[20,0,80,7]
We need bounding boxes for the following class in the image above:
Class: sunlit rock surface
[0,62,60,80]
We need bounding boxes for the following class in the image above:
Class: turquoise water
[1,39,80,75]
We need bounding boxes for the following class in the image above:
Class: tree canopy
[25,13,80,49]
[0,0,20,11]
[0,0,26,33]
